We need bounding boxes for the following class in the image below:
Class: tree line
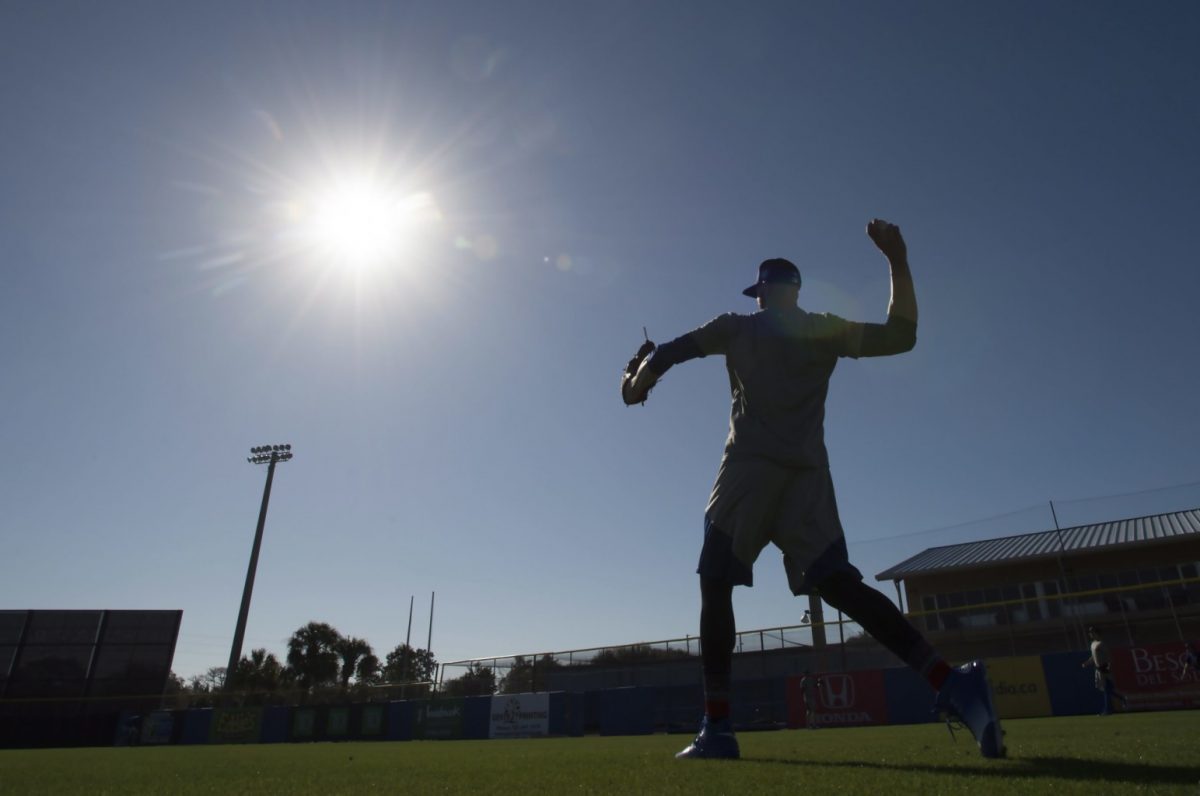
[426,645,694,698]
[173,621,438,706]
[171,627,694,705]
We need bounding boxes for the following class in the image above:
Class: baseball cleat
[935,660,1006,759]
[675,715,740,760]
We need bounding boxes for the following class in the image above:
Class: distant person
[620,219,1004,759]
[1081,626,1127,714]
[1181,641,1198,680]
[799,670,823,729]
[122,713,141,746]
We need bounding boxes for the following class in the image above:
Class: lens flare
[306,176,407,271]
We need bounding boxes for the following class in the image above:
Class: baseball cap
[742,258,801,297]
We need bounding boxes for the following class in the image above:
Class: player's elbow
[886,316,917,354]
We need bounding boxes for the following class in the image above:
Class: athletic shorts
[697,460,862,595]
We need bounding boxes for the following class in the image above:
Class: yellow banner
[987,656,1052,718]
[211,707,262,743]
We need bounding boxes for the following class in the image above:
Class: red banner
[786,670,888,728]
[1109,642,1200,710]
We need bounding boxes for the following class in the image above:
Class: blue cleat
[935,660,1006,759]
[675,715,740,760]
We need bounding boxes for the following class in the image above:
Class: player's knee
[700,575,734,602]
[814,569,858,604]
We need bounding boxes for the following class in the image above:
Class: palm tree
[286,622,341,692]
[334,636,373,689]
[231,648,287,693]
[356,653,382,686]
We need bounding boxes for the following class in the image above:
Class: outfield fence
[3,576,1197,747]
[8,639,1198,748]
[438,575,1200,694]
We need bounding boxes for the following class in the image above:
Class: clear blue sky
[3,1,1199,680]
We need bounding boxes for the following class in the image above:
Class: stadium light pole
[225,444,293,689]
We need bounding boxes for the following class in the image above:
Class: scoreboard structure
[0,609,182,747]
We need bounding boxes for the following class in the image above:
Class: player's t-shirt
[682,308,905,469]
[646,304,914,589]
[1090,640,1110,671]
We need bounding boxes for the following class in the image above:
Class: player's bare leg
[676,576,740,760]
[817,572,1005,758]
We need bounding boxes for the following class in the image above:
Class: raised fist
[867,218,907,261]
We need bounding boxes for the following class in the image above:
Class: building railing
[909,574,1200,645]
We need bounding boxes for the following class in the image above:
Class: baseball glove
[621,339,656,405]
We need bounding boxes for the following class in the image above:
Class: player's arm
[621,334,705,405]
[620,314,738,406]
[841,219,918,357]
[871,218,917,327]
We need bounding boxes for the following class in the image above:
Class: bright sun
[296,173,439,274]
[308,177,405,271]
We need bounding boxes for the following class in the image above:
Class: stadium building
[874,507,1200,662]
[0,609,182,747]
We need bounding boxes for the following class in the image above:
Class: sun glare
[309,177,404,270]
[294,172,440,275]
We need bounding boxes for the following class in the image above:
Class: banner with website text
[1110,642,1200,710]
[986,656,1052,718]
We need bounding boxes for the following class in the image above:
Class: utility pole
[427,591,435,652]
[405,595,414,648]
[226,444,293,688]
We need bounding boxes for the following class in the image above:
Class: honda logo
[821,674,855,709]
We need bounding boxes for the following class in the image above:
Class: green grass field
[1,712,1197,795]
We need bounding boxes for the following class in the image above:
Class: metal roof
[874,507,1200,582]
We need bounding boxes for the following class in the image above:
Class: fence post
[1118,589,1135,645]
[1165,583,1185,641]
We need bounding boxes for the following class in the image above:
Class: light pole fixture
[226,444,293,688]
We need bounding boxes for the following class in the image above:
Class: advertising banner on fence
[326,706,349,738]
[292,708,316,740]
[489,693,550,739]
[1110,642,1200,710]
[140,710,175,745]
[361,704,385,737]
[211,707,262,744]
[986,656,1052,718]
[787,670,888,728]
[415,698,465,739]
